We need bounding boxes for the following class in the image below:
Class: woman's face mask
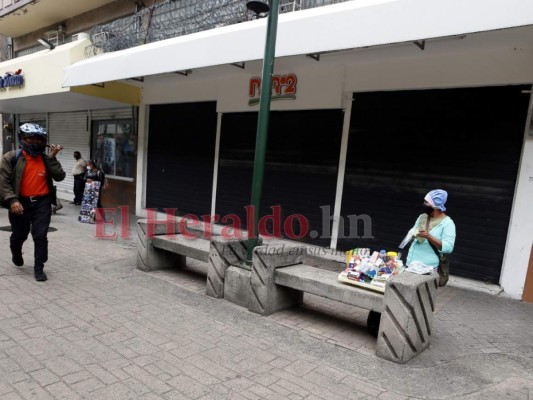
[423,204,434,215]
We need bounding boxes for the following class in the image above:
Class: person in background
[0,123,66,282]
[70,151,86,205]
[406,189,456,270]
[83,159,105,219]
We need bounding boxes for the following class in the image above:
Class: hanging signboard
[248,73,297,106]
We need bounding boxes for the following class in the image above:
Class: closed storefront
[145,104,343,248]
[19,113,47,124]
[48,111,89,196]
[140,83,528,284]
[216,109,343,247]
[338,86,529,283]
[146,102,217,216]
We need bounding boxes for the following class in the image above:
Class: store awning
[63,0,533,87]
[0,39,139,113]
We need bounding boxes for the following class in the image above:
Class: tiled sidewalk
[1,204,533,400]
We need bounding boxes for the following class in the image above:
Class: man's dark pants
[73,174,85,203]
[9,196,52,270]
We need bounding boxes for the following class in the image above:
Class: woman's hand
[87,179,93,183]
[418,229,443,250]
[417,229,431,239]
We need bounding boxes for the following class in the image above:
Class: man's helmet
[18,123,47,138]
[18,123,47,156]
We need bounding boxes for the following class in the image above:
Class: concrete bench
[136,219,211,271]
[275,264,384,312]
[250,243,438,364]
[206,239,438,364]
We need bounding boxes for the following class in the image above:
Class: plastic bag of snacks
[338,248,405,292]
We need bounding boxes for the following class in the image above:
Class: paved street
[1,204,533,399]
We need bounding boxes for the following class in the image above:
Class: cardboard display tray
[337,274,386,294]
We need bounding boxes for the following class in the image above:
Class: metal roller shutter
[146,102,217,216]
[216,109,343,248]
[338,86,529,283]
[91,108,133,120]
[48,111,89,197]
[19,113,46,123]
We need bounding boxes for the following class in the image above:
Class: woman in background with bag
[405,189,456,286]
[79,160,105,223]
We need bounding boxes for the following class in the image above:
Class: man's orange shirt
[19,151,49,197]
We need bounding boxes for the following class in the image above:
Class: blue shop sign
[0,70,24,88]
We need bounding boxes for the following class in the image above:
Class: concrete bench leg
[376,273,438,364]
[136,222,185,272]
[206,238,248,299]
[248,245,307,316]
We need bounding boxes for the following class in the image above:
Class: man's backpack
[11,149,22,167]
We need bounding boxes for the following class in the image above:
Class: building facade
[2,0,533,300]
[0,0,143,210]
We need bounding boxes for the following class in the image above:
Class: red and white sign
[248,73,297,106]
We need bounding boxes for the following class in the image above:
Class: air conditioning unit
[45,30,65,46]
[72,32,90,42]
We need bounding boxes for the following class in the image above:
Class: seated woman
[406,189,456,270]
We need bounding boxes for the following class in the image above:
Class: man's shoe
[11,251,24,267]
[34,266,47,282]
[74,202,81,205]
[35,272,48,282]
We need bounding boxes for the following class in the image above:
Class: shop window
[91,119,135,179]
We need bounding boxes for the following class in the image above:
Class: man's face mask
[20,137,46,157]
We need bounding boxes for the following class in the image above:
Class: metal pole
[246,0,280,263]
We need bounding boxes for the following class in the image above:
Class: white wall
[142,64,344,112]
[217,65,343,112]
[343,49,533,92]
[0,39,87,102]
[500,104,533,299]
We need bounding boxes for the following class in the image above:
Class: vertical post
[330,94,353,249]
[211,112,223,218]
[246,0,281,263]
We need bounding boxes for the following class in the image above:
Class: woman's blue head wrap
[424,189,448,211]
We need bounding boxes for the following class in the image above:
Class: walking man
[0,123,66,281]
[71,151,86,205]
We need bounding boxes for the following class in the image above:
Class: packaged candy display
[338,248,405,293]
[78,181,101,224]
